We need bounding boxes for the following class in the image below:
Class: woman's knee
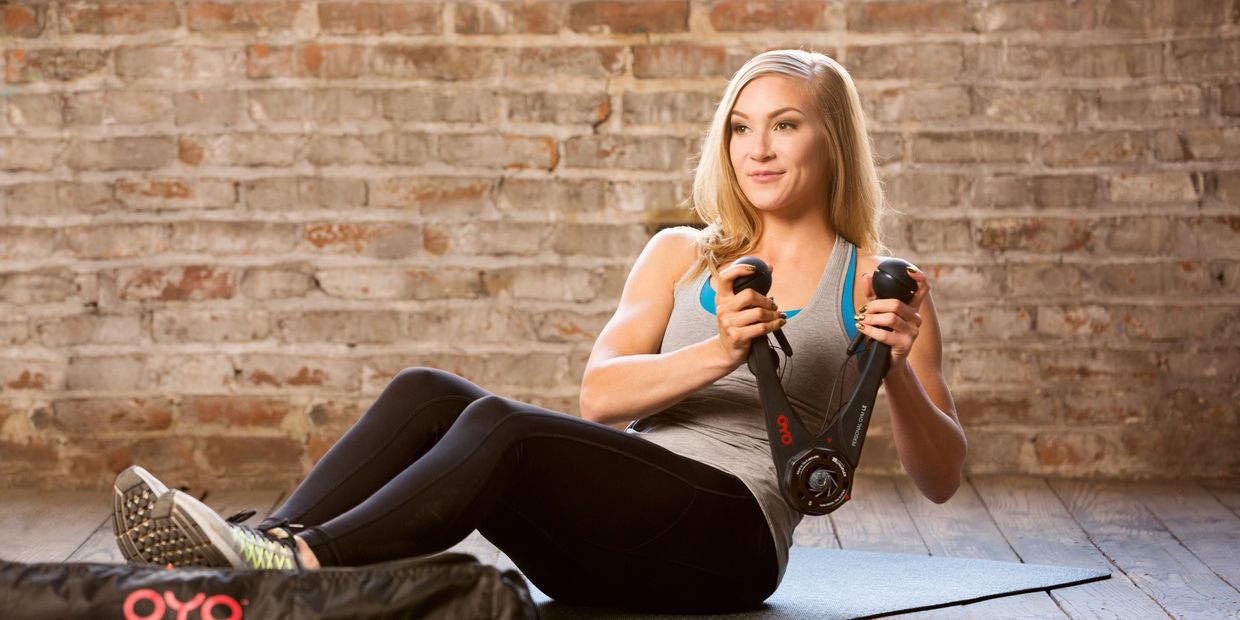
[455,394,525,430]
[388,367,483,400]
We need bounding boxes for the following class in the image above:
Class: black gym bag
[0,552,538,619]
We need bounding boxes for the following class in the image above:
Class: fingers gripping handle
[732,256,918,515]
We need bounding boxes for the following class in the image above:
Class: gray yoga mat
[526,546,1111,619]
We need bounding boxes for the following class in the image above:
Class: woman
[113,49,966,614]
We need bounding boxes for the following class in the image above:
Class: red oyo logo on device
[776,415,792,445]
[123,588,244,620]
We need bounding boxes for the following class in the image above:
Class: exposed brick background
[0,0,1236,490]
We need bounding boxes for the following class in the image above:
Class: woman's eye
[731,124,748,133]
[777,121,796,130]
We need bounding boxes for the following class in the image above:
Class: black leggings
[256,367,779,613]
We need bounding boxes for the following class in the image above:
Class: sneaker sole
[111,465,170,564]
[134,491,238,568]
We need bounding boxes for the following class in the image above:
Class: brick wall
[0,1,1235,490]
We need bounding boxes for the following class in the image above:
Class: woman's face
[728,75,831,216]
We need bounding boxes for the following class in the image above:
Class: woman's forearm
[884,362,967,503]
[580,337,736,426]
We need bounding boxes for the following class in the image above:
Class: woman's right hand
[711,261,787,370]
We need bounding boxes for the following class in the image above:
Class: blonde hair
[679,48,890,286]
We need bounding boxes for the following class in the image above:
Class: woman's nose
[750,131,774,160]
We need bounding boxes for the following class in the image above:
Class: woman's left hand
[856,266,930,370]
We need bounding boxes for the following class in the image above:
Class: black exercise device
[732,256,917,515]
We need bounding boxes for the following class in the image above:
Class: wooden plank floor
[2,475,1237,619]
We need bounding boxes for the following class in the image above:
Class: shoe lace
[224,509,304,570]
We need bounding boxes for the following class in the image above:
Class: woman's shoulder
[644,225,701,275]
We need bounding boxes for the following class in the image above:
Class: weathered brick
[247,89,311,121]
[0,270,82,304]
[1222,83,1240,117]
[319,2,440,34]
[1121,304,1237,341]
[184,396,291,428]
[921,264,999,301]
[1154,127,1240,161]
[307,89,377,122]
[2,181,114,216]
[612,179,692,221]
[1036,305,1115,339]
[306,398,367,431]
[971,43,1161,80]
[175,90,243,126]
[511,92,611,125]
[371,177,495,216]
[632,45,730,79]
[6,93,64,127]
[147,354,236,395]
[1084,261,1220,297]
[484,266,600,302]
[848,1,964,32]
[1098,215,1178,255]
[0,227,57,259]
[52,398,173,433]
[863,86,970,123]
[243,176,366,211]
[116,46,245,81]
[169,221,300,255]
[848,44,964,80]
[1169,38,1240,78]
[277,310,404,344]
[1042,131,1148,167]
[240,266,316,300]
[623,91,714,125]
[549,223,649,258]
[0,318,28,346]
[907,218,972,253]
[937,306,1034,343]
[319,267,485,300]
[66,137,177,171]
[1,3,44,37]
[189,2,299,33]
[1040,349,1161,383]
[911,131,1037,164]
[423,222,547,256]
[1165,349,1240,383]
[1034,432,1109,469]
[974,86,1078,125]
[439,134,557,170]
[568,1,688,33]
[66,355,146,391]
[564,135,690,171]
[500,178,610,216]
[370,46,499,81]
[1059,387,1147,424]
[0,359,66,392]
[62,223,170,259]
[116,266,235,302]
[953,390,1038,426]
[383,90,501,123]
[248,44,364,79]
[972,0,1096,31]
[302,223,420,259]
[202,436,303,475]
[710,0,828,31]
[944,347,1037,386]
[117,178,236,211]
[305,133,431,166]
[37,314,144,347]
[61,2,180,34]
[153,309,270,343]
[0,439,59,475]
[235,354,361,391]
[978,217,1095,253]
[455,1,563,34]
[1095,83,1206,120]
[5,48,108,83]
[404,305,538,343]
[0,138,59,172]
[1107,171,1200,204]
[181,134,300,167]
[510,47,624,79]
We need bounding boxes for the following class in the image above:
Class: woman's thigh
[472,411,779,613]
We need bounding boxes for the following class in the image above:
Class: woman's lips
[750,172,784,184]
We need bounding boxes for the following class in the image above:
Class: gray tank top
[627,233,861,585]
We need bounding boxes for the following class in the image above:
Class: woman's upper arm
[907,291,958,422]
[584,227,697,371]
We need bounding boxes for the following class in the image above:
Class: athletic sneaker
[137,489,303,570]
[112,465,171,564]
